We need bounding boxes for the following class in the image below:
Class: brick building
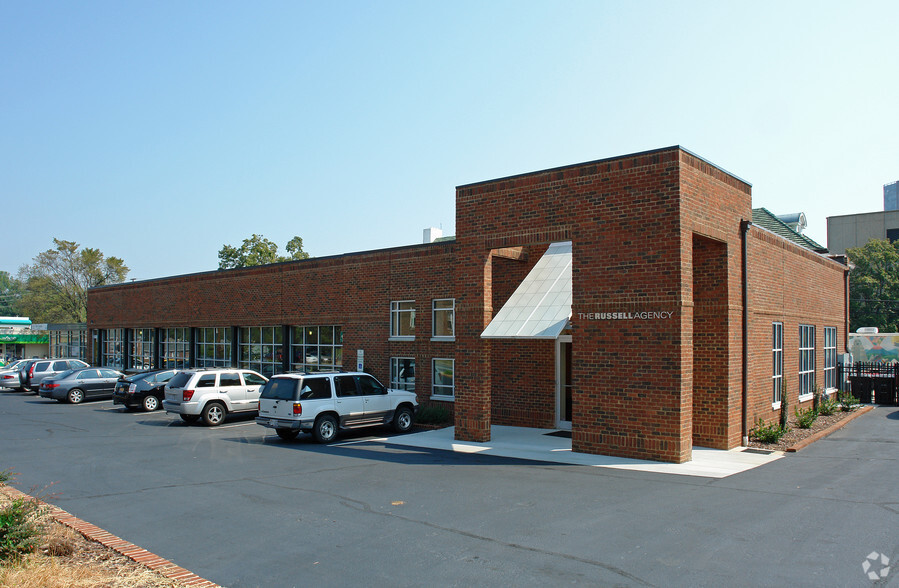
[87,146,849,463]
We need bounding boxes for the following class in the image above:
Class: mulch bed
[747,406,873,452]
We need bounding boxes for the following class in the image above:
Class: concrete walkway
[378,425,785,478]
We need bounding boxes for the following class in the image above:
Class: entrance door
[556,336,572,430]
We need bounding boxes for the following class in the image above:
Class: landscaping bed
[747,405,874,452]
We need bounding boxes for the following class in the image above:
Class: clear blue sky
[3,1,898,281]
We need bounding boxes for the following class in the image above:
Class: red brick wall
[88,243,458,411]
[745,227,848,427]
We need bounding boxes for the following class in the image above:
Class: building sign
[356,349,364,372]
[578,311,675,321]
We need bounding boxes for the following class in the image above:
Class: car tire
[142,395,160,412]
[202,402,226,426]
[276,428,299,441]
[313,414,338,443]
[67,388,84,404]
[180,414,200,424]
[392,406,414,434]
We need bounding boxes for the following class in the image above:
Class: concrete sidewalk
[377,425,785,478]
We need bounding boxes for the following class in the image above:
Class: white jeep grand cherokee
[163,368,268,426]
[255,371,418,442]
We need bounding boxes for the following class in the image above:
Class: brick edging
[785,405,876,453]
[0,486,219,587]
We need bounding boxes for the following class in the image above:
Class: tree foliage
[17,239,129,323]
[218,234,310,269]
[0,271,22,316]
[847,239,899,332]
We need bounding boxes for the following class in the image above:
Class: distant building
[885,181,899,211]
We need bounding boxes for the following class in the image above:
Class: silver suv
[20,358,89,391]
[163,368,268,426]
[256,371,418,442]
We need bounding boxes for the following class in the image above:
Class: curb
[0,486,220,587]
[785,404,876,452]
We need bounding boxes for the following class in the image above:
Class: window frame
[195,327,232,368]
[798,324,816,400]
[161,328,190,370]
[290,326,343,373]
[238,326,283,378]
[431,357,454,401]
[823,326,837,393]
[431,298,455,340]
[390,300,416,340]
[390,357,415,391]
[129,328,155,370]
[772,322,783,408]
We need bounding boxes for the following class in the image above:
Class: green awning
[0,334,49,344]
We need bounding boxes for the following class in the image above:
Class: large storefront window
[51,330,87,360]
[432,358,454,399]
[195,327,232,367]
[239,326,283,378]
[390,357,415,391]
[161,328,190,369]
[102,329,124,369]
[291,326,342,372]
[129,328,155,370]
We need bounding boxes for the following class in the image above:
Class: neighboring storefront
[0,317,47,360]
[87,146,849,463]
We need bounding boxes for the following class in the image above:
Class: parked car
[0,360,28,389]
[256,371,418,442]
[113,369,177,412]
[38,367,125,403]
[20,358,89,391]
[163,368,268,426]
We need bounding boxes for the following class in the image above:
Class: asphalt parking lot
[1,389,898,587]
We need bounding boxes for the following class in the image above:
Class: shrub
[414,404,452,426]
[751,418,788,444]
[818,393,838,416]
[839,391,860,411]
[0,497,45,562]
[794,405,818,429]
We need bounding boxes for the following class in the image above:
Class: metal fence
[839,362,899,405]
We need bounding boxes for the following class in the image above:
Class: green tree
[218,234,310,269]
[847,239,899,332]
[17,239,129,323]
[0,271,22,316]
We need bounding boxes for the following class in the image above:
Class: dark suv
[113,369,178,411]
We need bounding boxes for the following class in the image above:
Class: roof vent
[423,227,443,244]
[775,212,807,234]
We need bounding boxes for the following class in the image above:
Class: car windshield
[260,378,297,401]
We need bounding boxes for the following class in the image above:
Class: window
[887,228,899,243]
[219,373,241,387]
[390,301,415,338]
[51,329,86,360]
[824,327,837,391]
[432,299,455,339]
[161,328,189,370]
[290,326,343,372]
[358,374,386,395]
[432,358,454,399]
[196,374,217,387]
[334,375,358,397]
[239,326,283,378]
[799,325,816,398]
[195,328,232,367]
[129,328,154,370]
[390,357,415,391]
[772,322,783,406]
[243,373,267,386]
[102,329,124,369]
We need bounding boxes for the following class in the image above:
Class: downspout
[844,267,850,352]
[741,220,752,446]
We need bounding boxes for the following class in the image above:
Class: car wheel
[142,395,160,412]
[202,402,226,426]
[180,414,200,424]
[313,414,338,443]
[276,428,299,441]
[67,388,84,404]
[392,406,414,433]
